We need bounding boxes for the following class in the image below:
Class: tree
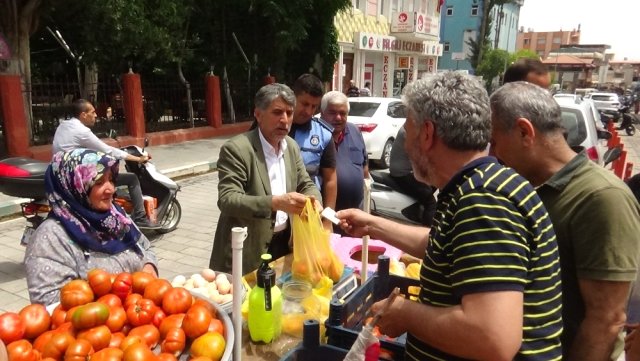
[475,48,510,91]
[509,49,539,64]
[471,0,515,71]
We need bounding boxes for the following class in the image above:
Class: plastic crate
[280,320,350,360]
[325,255,420,361]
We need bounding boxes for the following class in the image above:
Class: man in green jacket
[210,83,321,274]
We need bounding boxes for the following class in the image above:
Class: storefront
[347,32,442,97]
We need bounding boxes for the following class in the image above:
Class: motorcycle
[0,140,182,246]
[601,96,638,136]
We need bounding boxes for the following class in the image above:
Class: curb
[0,161,218,219]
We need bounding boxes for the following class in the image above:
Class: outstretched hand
[273,192,309,215]
[336,208,375,238]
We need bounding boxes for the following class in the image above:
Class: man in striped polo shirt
[337,71,563,360]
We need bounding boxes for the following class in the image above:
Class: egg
[217,278,231,295]
[190,273,205,282]
[215,273,228,282]
[206,282,218,292]
[183,279,195,290]
[201,268,217,282]
[193,277,208,289]
[171,274,187,287]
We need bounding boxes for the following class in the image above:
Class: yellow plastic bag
[291,199,344,286]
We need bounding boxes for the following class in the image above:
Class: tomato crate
[324,255,420,361]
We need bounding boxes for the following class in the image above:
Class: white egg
[193,277,208,289]
[220,294,233,304]
[171,275,186,287]
[190,273,205,281]
[215,273,228,282]
[206,282,218,292]
[201,268,217,282]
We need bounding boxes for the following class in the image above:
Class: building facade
[439,0,522,72]
[332,0,443,96]
[516,26,581,58]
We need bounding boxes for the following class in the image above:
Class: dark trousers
[267,226,292,261]
[117,173,146,221]
[391,174,437,226]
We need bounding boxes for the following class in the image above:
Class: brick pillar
[122,73,145,138]
[205,75,222,128]
[0,75,30,156]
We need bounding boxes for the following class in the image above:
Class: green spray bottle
[248,254,282,343]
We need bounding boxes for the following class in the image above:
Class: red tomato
[126,298,158,327]
[112,273,133,301]
[50,304,67,329]
[160,327,185,356]
[91,347,124,361]
[97,294,122,309]
[124,293,143,310]
[105,306,127,333]
[118,335,143,352]
[159,314,185,340]
[65,306,81,323]
[143,278,172,307]
[19,303,51,340]
[108,332,125,348]
[127,324,160,348]
[60,279,94,309]
[190,331,225,361]
[157,353,178,361]
[152,308,166,328]
[0,312,25,344]
[54,321,75,336]
[131,271,155,294]
[122,342,156,361]
[77,325,112,351]
[7,339,40,361]
[41,331,75,359]
[182,305,212,340]
[192,299,217,318]
[87,269,113,297]
[33,329,56,353]
[71,302,110,330]
[64,338,95,361]
[207,318,224,335]
[161,287,193,315]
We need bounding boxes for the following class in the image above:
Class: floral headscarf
[45,149,141,254]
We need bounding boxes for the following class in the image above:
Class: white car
[555,97,610,165]
[347,97,406,168]
[583,92,620,115]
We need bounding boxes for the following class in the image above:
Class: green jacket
[210,128,320,273]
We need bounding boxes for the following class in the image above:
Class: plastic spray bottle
[248,254,282,343]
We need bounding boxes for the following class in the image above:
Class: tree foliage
[476,48,510,91]
[470,0,515,72]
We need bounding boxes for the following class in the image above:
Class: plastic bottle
[248,254,282,343]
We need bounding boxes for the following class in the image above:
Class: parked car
[347,97,406,168]
[555,97,610,165]
[553,93,581,102]
[583,92,621,115]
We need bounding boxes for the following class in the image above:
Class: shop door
[343,54,354,93]
[393,69,408,97]
[364,63,374,92]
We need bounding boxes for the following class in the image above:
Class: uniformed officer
[290,74,337,228]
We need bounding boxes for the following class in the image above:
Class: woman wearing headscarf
[24,149,158,305]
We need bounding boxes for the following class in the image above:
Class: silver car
[583,92,620,115]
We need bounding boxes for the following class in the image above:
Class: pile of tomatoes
[0,269,228,361]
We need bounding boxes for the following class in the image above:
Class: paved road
[0,172,219,312]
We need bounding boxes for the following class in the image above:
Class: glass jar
[281,280,320,338]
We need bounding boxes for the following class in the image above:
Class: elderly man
[321,91,368,212]
[210,83,321,273]
[491,81,640,361]
[337,72,562,360]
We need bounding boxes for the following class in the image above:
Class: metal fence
[221,81,254,124]
[27,77,128,145]
[141,80,208,132]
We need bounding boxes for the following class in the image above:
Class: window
[471,5,478,16]
[446,6,453,16]
[387,102,406,118]
[444,42,450,52]
[524,38,530,45]
[553,37,561,44]
[537,37,546,44]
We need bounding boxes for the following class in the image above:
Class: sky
[518,0,640,60]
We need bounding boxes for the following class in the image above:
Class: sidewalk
[0,136,233,218]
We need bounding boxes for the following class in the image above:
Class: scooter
[369,170,436,226]
[0,141,182,246]
[601,97,638,136]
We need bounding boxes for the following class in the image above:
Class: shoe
[135,218,158,228]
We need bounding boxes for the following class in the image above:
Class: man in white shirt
[52,99,154,227]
